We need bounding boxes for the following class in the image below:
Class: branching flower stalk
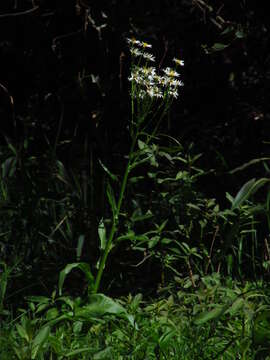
[93,38,184,293]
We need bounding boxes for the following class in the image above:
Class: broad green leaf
[57,296,75,310]
[130,293,143,311]
[194,305,226,325]
[26,296,50,304]
[75,293,135,326]
[58,263,94,296]
[228,297,244,315]
[16,323,29,342]
[232,178,269,209]
[98,219,107,250]
[31,325,50,359]
[148,236,160,249]
[225,192,234,204]
[73,320,83,334]
[159,329,176,351]
[46,308,59,321]
[75,294,125,317]
[116,232,148,243]
[46,313,72,327]
[36,303,50,314]
[232,178,256,209]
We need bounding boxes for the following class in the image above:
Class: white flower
[140,41,152,49]
[128,71,144,85]
[168,79,184,87]
[168,89,179,99]
[173,57,184,66]
[146,86,163,99]
[138,89,147,99]
[158,76,170,86]
[126,37,141,46]
[142,52,155,62]
[141,66,156,76]
[130,48,143,57]
[163,67,180,78]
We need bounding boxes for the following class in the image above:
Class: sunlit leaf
[31,325,50,359]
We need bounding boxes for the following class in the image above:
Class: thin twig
[0,82,16,136]
[205,225,219,274]
[0,6,39,18]
[119,51,126,93]
[158,36,169,70]
[187,258,196,288]
[264,238,270,260]
[130,253,152,268]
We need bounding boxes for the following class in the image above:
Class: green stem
[93,135,138,293]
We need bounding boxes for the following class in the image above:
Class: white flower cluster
[127,38,184,100]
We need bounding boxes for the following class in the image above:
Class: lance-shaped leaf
[31,325,50,359]
[232,178,270,210]
[98,219,107,250]
[106,182,117,217]
[58,263,94,296]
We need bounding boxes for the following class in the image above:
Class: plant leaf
[15,323,29,342]
[232,178,269,209]
[106,182,117,217]
[76,234,85,261]
[211,43,229,51]
[98,219,107,250]
[58,263,94,296]
[98,159,118,182]
[75,293,135,326]
[229,157,270,174]
[93,347,113,359]
[194,305,226,325]
[31,325,50,359]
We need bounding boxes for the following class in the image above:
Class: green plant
[59,37,185,295]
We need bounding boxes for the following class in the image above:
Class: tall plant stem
[93,135,138,294]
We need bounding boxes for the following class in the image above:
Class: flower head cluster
[127,38,184,100]
[127,38,155,62]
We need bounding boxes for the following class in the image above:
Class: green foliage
[2,275,270,359]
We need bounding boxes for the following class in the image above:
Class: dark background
[0,0,269,296]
